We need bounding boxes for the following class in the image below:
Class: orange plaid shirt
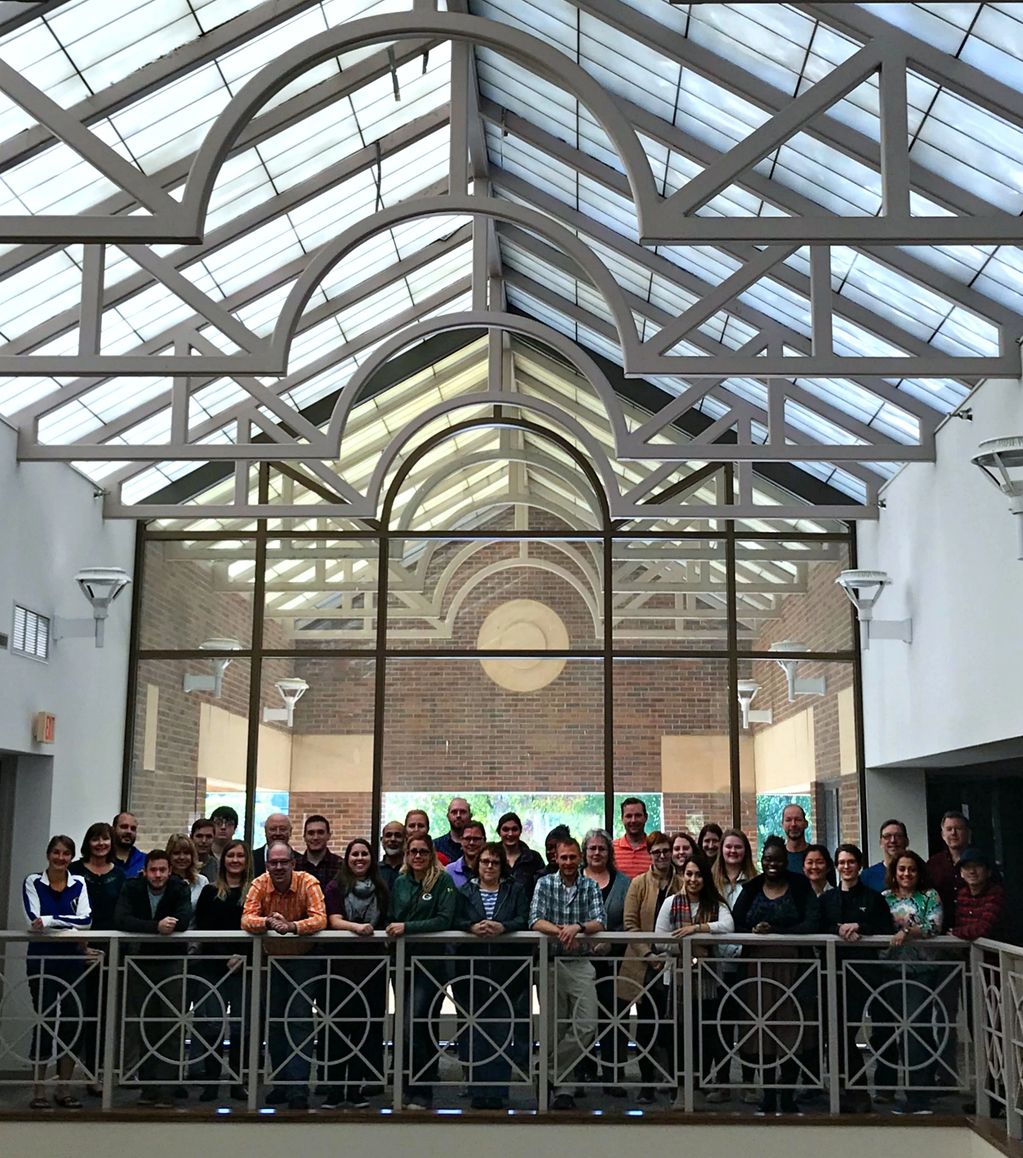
[241,870,327,936]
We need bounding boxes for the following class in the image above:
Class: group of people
[20,797,1007,1115]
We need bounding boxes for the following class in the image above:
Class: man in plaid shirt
[530,836,606,1110]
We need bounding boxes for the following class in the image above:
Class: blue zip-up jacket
[22,871,92,959]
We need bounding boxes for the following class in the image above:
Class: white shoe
[705,1089,730,1103]
[742,1088,762,1104]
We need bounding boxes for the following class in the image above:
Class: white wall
[0,419,134,881]
[857,374,1023,768]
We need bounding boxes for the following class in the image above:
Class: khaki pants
[548,956,597,1096]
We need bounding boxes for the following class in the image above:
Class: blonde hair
[166,833,199,885]
[401,833,442,894]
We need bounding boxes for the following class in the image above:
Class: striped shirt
[241,870,326,936]
[23,872,91,958]
[612,834,652,879]
[479,888,499,920]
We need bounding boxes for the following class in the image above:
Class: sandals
[53,1094,82,1109]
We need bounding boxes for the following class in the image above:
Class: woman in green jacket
[386,833,456,1109]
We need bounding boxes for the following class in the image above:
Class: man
[242,840,326,1110]
[295,814,342,888]
[782,803,810,873]
[252,812,292,877]
[445,821,485,889]
[379,820,405,886]
[209,805,239,860]
[530,836,606,1110]
[433,797,471,863]
[114,849,193,1108]
[927,810,971,927]
[190,817,218,882]
[111,812,146,877]
[612,797,651,879]
[950,848,1006,942]
[860,819,908,892]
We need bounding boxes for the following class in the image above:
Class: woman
[732,835,821,1114]
[193,839,252,1103]
[698,824,723,862]
[618,831,681,1105]
[496,812,545,900]
[821,843,895,1112]
[23,835,92,1109]
[166,833,209,918]
[387,833,457,1109]
[70,822,125,1096]
[456,841,529,1109]
[882,851,943,1114]
[322,838,390,1109]
[671,831,698,873]
[802,844,835,896]
[655,851,734,1100]
[581,828,631,1092]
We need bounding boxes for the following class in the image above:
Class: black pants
[324,952,389,1090]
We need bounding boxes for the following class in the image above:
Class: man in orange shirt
[612,798,652,879]
[243,840,326,1109]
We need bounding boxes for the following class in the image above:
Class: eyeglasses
[461,835,483,844]
[408,848,430,857]
[267,859,292,868]
[478,858,501,867]
[651,848,672,857]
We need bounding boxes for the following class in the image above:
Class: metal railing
[0,929,1015,1128]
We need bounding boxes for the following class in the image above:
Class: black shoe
[779,1093,799,1114]
[264,1087,291,1105]
[362,1084,384,1098]
[757,1092,777,1115]
[287,1095,309,1111]
[320,1088,347,1109]
[604,1085,626,1098]
[349,1091,370,1109]
[173,1085,189,1099]
[636,1088,655,1105]
[551,1093,575,1110]
[230,1086,248,1102]
[470,1096,489,1110]
[199,1086,219,1102]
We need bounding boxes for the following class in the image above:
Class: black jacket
[820,880,895,937]
[732,871,821,935]
[456,878,529,958]
[114,874,192,948]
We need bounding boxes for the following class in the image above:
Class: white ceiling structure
[0,0,1020,524]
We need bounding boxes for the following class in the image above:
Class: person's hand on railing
[837,922,861,943]
[469,920,504,937]
[351,922,375,937]
[386,921,406,938]
[557,922,582,950]
[84,946,104,959]
[227,954,244,972]
[752,921,772,935]
[672,924,701,938]
[29,916,45,931]
[157,916,179,935]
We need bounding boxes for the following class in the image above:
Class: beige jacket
[616,868,681,1002]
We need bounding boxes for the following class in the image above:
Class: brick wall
[128,532,859,854]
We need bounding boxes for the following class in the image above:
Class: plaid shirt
[529,871,606,953]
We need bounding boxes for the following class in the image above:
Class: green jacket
[387,871,457,934]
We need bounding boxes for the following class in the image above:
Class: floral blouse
[882,887,943,960]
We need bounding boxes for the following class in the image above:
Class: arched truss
[3,4,1022,515]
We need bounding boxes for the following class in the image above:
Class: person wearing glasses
[241,841,326,1111]
[446,821,486,889]
[861,820,909,893]
[387,833,457,1110]
[618,831,681,1105]
[456,841,530,1109]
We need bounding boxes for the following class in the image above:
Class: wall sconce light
[971,436,1023,558]
[53,566,132,648]
[262,678,309,727]
[737,679,772,730]
[768,640,826,702]
[835,570,912,648]
[182,639,243,697]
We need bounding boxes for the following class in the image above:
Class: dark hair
[145,849,169,868]
[782,803,807,820]
[670,831,698,860]
[698,823,723,849]
[620,796,647,816]
[545,824,571,856]
[216,839,252,901]
[884,849,929,893]
[112,811,136,826]
[81,822,113,862]
[47,834,75,858]
[304,814,330,832]
[210,805,239,827]
[803,843,835,885]
[835,843,864,867]
[646,830,671,850]
[334,838,389,912]
[556,836,582,856]
[879,818,908,839]
[479,841,508,876]
[497,811,522,832]
[190,817,214,837]
[680,849,726,922]
[462,820,486,839]
[762,834,787,860]
[941,810,970,827]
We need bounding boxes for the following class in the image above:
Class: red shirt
[950,882,1007,942]
[613,834,652,879]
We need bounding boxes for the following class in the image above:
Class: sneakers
[320,1088,347,1109]
[705,1089,730,1103]
[636,1087,655,1105]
